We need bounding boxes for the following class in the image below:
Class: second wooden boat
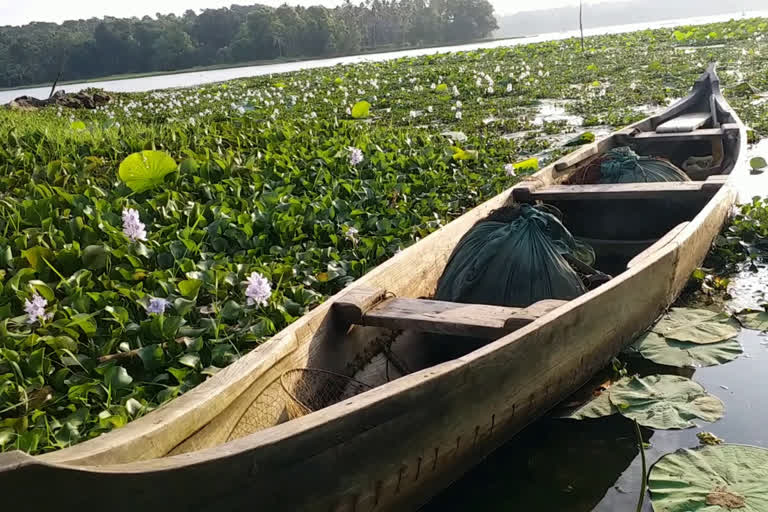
[0,66,747,511]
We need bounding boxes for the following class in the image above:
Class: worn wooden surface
[354,297,566,338]
[517,181,724,202]
[626,222,690,269]
[655,112,710,133]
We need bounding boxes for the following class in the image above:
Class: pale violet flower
[409,110,419,119]
[456,100,462,109]
[504,164,517,176]
[24,293,51,324]
[455,111,463,120]
[506,83,514,93]
[245,272,272,307]
[146,297,170,315]
[346,226,359,244]
[122,208,147,242]
[487,87,494,95]
[452,85,460,97]
[427,106,433,113]
[348,147,364,166]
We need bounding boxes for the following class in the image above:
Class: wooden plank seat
[512,175,727,203]
[629,123,738,144]
[334,286,566,339]
[655,112,711,133]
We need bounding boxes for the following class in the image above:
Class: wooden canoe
[0,66,747,510]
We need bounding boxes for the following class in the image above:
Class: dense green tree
[0,0,499,89]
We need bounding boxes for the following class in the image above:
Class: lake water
[3,9,768,105]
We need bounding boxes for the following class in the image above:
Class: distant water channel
[2,10,768,105]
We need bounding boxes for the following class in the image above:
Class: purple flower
[146,297,170,315]
[245,272,271,307]
[504,164,517,176]
[348,147,364,166]
[24,293,51,324]
[122,208,147,242]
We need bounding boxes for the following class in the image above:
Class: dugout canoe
[0,65,748,511]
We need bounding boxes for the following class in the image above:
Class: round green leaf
[649,445,768,511]
[118,150,178,193]
[70,121,86,131]
[750,157,767,170]
[351,101,371,119]
[609,374,724,430]
[736,311,768,331]
[636,332,743,368]
[560,387,618,420]
[652,308,741,344]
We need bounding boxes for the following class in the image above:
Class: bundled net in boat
[435,204,606,308]
[280,368,374,420]
[568,146,690,184]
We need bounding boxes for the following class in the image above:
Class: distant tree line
[0,0,498,89]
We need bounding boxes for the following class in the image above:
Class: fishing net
[435,204,603,308]
[280,368,374,420]
[568,146,690,184]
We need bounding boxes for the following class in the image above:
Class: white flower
[452,85,460,97]
[455,111,463,120]
[409,110,418,119]
[348,147,364,166]
[24,293,50,324]
[487,87,494,95]
[504,164,517,176]
[122,208,147,242]
[427,106,433,113]
[506,83,513,93]
[146,297,170,315]
[456,100,462,108]
[245,272,272,307]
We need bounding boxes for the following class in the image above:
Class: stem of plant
[634,419,648,512]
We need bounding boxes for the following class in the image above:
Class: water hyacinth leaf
[118,150,178,193]
[649,445,768,511]
[635,332,743,368]
[736,311,768,331]
[70,121,86,131]
[435,83,448,93]
[24,246,54,272]
[351,101,371,119]
[178,279,203,299]
[125,398,144,417]
[103,365,133,389]
[609,374,724,429]
[651,308,741,344]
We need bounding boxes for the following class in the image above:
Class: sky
[0,0,627,27]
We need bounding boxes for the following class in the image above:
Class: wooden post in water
[579,0,585,52]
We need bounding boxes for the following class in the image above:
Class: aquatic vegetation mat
[648,444,768,511]
[651,308,741,345]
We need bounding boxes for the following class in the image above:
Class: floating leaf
[452,148,478,161]
[559,379,627,420]
[750,157,767,170]
[103,365,133,390]
[609,374,724,429]
[178,279,203,299]
[513,158,539,172]
[649,445,768,511]
[118,150,178,193]
[70,121,86,131]
[652,308,741,345]
[635,332,742,368]
[351,101,371,119]
[736,310,768,331]
[435,83,448,93]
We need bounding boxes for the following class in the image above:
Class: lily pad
[649,444,768,511]
[119,150,178,193]
[635,332,742,368]
[736,311,768,331]
[559,377,630,420]
[652,308,741,345]
[609,374,724,429]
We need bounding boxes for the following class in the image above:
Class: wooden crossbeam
[333,287,566,339]
[513,177,725,203]
[655,112,711,133]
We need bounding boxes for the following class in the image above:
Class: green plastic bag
[435,205,591,308]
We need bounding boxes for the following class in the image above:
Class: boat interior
[161,69,743,451]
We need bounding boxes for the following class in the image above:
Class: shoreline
[0,36,523,94]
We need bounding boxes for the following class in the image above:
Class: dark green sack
[599,147,690,183]
[435,205,592,308]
